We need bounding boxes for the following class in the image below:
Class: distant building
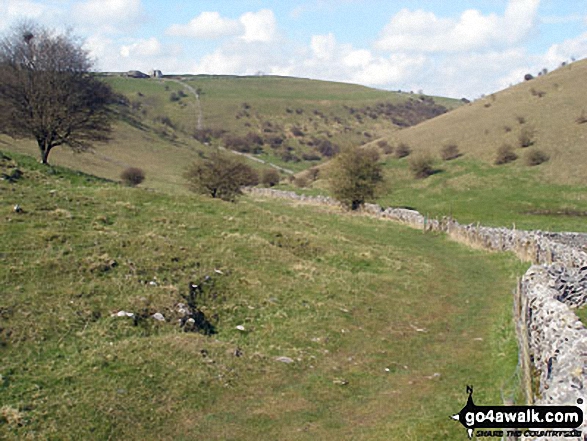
[126,70,149,79]
[151,69,163,78]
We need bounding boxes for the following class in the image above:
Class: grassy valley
[0,151,527,440]
[1,74,460,190]
[303,59,587,231]
[3,62,587,440]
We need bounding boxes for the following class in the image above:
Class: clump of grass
[120,167,145,187]
[409,155,436,179]
[525,149,549,166]
[377,140,393,155]
[261,168,281,187]
[293,175,309,188]
[440,143,461,161]
[494,144,518,165]
[518,126,535,148]
[394,142,411,158]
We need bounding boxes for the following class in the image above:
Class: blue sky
[1,0,586,98]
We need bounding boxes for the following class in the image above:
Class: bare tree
[0,22,115,164]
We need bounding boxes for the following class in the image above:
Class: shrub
[223,134,263,154]
[301,152,321,161]
[409,155,435,179]
[494,144,518,165]
[377,140,393,155]
[121,167,145,187]
[291,126,304,137]
[315,138,340,157]
[525,149,549,166]
[306,167,320,181]
[261,169,281,187]
[394,142,411,158]
[184,151,258,201]
[440,143,461,161]
[516,116,526,125]
[293,175,309,188]
[327,146,384,210]
[169,92,180,102]
[518,126,535,148]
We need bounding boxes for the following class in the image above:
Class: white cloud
[376,0,539,53]
[351,53,427,86]
[166,9,277,43]
[343,49,372,68]
[311,33,336,60]
[72,0,145,34]
[240,9,277,43]
[120,37,163,58]
[166,11,242,39]
[542,32,587,66]
[0,0,62,31]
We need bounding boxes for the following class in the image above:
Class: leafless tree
[0,22,115,164]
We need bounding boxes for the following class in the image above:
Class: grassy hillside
[378,59,587,185]
[286,59,587,231]
[0,151,527,440]
[1,74,461,191]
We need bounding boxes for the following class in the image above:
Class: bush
[409,155,435,179]
[377,140,394,155]
[525,149,549,166]
[327,146,384,210]
[518,126,535,148]
[293,175,309,188]
[223,134,263,154]
[184,151,258,201]
[494,144,518,165]
[261,168,281,187]
[120,167,145,187]
[301,152,321,161]
[394,142,411,158]
[440,143,461,161]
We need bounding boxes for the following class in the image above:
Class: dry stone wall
[247,188,587,438]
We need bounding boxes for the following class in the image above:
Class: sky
[1,0,586,98]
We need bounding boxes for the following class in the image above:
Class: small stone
[236,325,246,332]
[275,356,294,364]
[152,312,165,322]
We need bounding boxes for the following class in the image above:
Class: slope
[0,151,526,440]
[379,59,587,185]
[322,59,587,231]
[0,74,461,192]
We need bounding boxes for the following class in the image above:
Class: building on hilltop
[126,70,149,79]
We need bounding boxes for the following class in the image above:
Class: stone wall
[247,188,587,438]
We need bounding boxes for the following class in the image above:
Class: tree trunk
[38,140,51,165]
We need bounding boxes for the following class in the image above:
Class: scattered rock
[152,312,165,322]
[275,356,294,364]
[113,311,134,318]
[235,325,246,332]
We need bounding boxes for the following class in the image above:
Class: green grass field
[1,151,528,440]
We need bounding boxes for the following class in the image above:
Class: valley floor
[0,152,528,440]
